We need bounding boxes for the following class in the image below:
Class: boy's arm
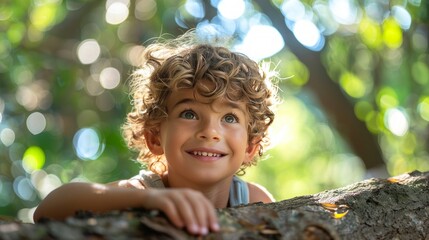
[33,182,149,221]
[33,182,219,235]
[106,179,145,189]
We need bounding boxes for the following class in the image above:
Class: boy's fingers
[171,189,212,235]
[206,202,219,232]
[145,190,186,229]
[202,196,218,233]
[161,200,185,229]
[175,192,201,234]
[147,189,218,235]
[156,190,199,234]
[185,192,210,235]
[190,190,218,235]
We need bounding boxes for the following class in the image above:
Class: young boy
[34,31,279,236]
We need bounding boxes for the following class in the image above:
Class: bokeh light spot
[377,87,399,109]
[26,112,47,135]
[329,0,359,25]
[412,61,429,85]
[73,128,105,161]
[30,3,58,31]
[105,1,129,25]
[185,0,205,19]
[383,18,403,49]
[125,45,145,66]
[418,97,429,121]
[12,65,34,85]
[100,67,121,89]
[217,0,245,20]
[359,17,382,49]
[340,72,366,98]
[234,25,284,61]
[365,111,382,134]
[281,0,305,22]
[77,39,101,65]
[13,176,36,201]
[7,22,26,45]
[354,101,373,121]
[16,86,37,110]
[384,108,409,136]
[22,146,46,173]
[85,76,105,96]
[0,128,15,146]
[17,207,36,224]
[391,5,411,30]
[15,79,53,111]
[135,0,157,21]
[293,20,324,51]
[31,170,62,199]
[0,6,13,21]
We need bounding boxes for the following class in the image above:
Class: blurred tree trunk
[253,0,386,174]
[1,171,427,239]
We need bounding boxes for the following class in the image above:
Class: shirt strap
[229,175,249,207]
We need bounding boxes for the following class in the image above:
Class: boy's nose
[197,120,221,141]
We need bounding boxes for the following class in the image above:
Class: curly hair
[122,31,279,175]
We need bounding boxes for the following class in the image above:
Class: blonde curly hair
[122,31,279,175]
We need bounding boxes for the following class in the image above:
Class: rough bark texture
[1,171,428,239]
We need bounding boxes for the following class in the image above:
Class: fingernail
[200,227,208,235]
[189,224,198,234]
[212,223,220,231]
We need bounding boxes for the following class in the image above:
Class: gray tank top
[133,170,249,207]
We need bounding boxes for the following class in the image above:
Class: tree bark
[1,171,428,239]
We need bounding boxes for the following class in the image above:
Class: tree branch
[2,171,428,239]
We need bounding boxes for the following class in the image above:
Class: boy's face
[147,84,258,186]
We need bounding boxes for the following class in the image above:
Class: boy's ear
[144,129,164,155]
[244,137,261,163]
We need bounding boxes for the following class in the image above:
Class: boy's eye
[180,110,197,120]
[223,114,238,123]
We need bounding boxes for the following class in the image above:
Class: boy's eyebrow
[224,101,246,113]
[172,98,246,113]
[172,98,195,109]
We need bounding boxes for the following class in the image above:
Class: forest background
[0,0,428,223]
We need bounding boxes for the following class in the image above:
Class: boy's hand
[142,188,220,235]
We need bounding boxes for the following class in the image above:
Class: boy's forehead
[167,88,247,111]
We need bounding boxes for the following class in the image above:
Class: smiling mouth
[188,151,225,157]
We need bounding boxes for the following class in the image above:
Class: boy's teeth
[192,151,220,157]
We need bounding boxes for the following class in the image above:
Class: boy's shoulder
[108,170,164,189]
[246,181,275,203]
[133,170,165,188]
